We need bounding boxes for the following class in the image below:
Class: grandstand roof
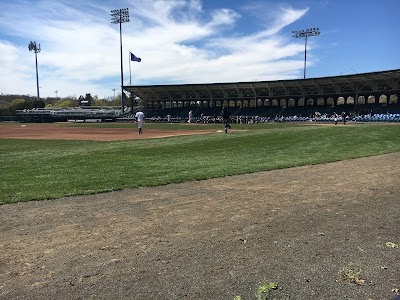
[124,69,400,102]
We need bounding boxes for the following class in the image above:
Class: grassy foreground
[1,123,400,204]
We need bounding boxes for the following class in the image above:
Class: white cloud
[0,0,310,98]
[263,6,309,35]
[0,42,34,93]
[207,8,240,28]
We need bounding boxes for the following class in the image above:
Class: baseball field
[0,122,399,299]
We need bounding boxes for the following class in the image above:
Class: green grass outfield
[1,122,400,205]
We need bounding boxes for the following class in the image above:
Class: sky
[0,0,398,99]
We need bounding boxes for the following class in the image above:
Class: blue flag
[130,52,141,62]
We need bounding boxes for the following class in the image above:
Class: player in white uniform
[135,111,145,134]
[188,110,193,124]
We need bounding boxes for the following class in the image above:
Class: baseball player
[188,110,193,123]
[135,111,145,134]
[220,106,231,133]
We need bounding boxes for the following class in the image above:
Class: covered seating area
[124,69,400,120]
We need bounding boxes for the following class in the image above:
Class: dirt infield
[0,123,215,141]
[0,151,399,300]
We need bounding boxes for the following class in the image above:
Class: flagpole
[129,50,132,85]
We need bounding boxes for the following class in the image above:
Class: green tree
[109,94,121,106]
[9,99,29,114]
[10,99,27,110]
[92,99,105,106]
[56,99,74,108]
[30,99,45,109]
[0,100,11,116]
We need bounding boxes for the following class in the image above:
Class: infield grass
[1,123,400,204]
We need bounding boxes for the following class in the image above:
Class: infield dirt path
[1,151,399,300]
[0,123,216,141]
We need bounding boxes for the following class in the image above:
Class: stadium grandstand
[16,69,400,123]
[124,69,400,123]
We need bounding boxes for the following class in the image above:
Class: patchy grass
[233,281,278,300]
[339,263,365,286]
[257,282,278,300]
[385,242,399,248]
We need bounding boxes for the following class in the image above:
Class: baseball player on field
[135,111,145,134]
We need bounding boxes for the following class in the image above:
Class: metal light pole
[55,90,58,98]
[28,41,41,103]
[292,28,320,79]
[111,8,130,114]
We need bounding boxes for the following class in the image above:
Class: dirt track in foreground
[0,153,399,300]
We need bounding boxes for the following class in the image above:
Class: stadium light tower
[28,41,41,103]
[292,28,320,79]
[111,8,130,114]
